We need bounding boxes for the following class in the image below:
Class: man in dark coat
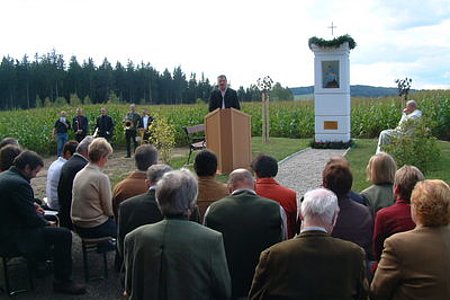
[72,107,89,142]
[123,104,141,158]
[57,136,93,229]
[204,168,286,299]
[0,151,85,295]
[249,188,368,300]
[94,107,114,141]
[208,75,241,112]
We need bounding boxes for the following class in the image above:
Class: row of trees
[0,50,294,110]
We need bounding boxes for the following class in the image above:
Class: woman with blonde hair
[361,152,397,216]
[71,137,116,238]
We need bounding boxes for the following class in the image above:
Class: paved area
[276,148,348,198]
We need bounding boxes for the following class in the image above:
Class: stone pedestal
[311,42,351,142]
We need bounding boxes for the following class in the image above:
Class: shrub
[70,94,82,106]
[35,95,43,108]
[54,96,67,106]
[148,114,176,163]
[384,120,440,173]
[43,97,52,107]
[107,91,121,104]
[83,95,92,105]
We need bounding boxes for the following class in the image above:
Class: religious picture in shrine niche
[322,60,339,88]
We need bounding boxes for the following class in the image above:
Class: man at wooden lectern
[208,75,241,112]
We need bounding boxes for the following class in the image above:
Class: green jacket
[124,218,231,300]
[361,183,394,217]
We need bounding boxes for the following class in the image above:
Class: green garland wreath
[308,34,356,50]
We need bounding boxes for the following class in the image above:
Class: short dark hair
[13,150,44,171]
[252,154,278,178]
[0,137,19,149]
[0,145,22,171]
[63,140,79,157]
[194,150,218,177]
[322,163,353,197]
[135,144,158,171]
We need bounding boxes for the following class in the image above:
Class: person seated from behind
[57,136,94,229]
[322,162,373,258]
[249,188,368,300]
[45,141,78,211]
[112,144,158,219]
[252,154,298,239]
[0,137,19,150]
[0,151,85,294]
[71,138,116,238]
[204,168,287,299]
[372,165,424,270]
[0,145,22,172]
[124,169,231,300]
[376,100,422,153]
[361,152,397,217]
[117,164,172,260]
[371,179,450,300]
[194,149,229,220]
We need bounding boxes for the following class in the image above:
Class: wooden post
[262,91,270,143]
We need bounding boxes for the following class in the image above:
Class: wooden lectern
[205,108,252,174]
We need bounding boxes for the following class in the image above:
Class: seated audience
[252,154,297,238]
[58,136,93,229]
[0,151,85,294]
[249,188,368,300]
[371,180,450,300]
[322,162,373,257]
[124,169,231,300]
[0,145,22,172]
[204,168,287,299]
[45,141,78,211]
[372,165,424,264]
[112,144,158,219]
[361,152,397,216]
[376,100,422,153]
[194,149,228,220]
[71,137,116,238]
[117,164,171,258]
[0,137,19,149]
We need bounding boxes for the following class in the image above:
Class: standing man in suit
[72,107,89,142]
[204,169,287,299]
[124,169,231,300]
[249,187,368,300]
[137,108,154,143]
[94,107,114,141]
[57,136,94,229]
[371,179,450,300]
[53,111,71,157]
[208,75,241,112]
[123,104,141,158]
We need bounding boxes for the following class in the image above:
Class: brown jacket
[249,230,368,300]
[197,176,228,220]
[371,226,450,300]
[112,171,147,219]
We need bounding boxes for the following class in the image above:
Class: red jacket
[255,177,297,238]
[372,198,416,271]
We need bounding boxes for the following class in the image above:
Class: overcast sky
[2,0,450,89]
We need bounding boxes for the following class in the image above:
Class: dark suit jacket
[124,218,231,300]
[0,167,49,255]
[137,115,154,130]
[72,115,89,137]
[57,153,88,229]
[205,191,283,298]
[208,88,241,112]
[249,230,369,300]
[95,115,114,140]
[117,189,163,257]
[371,226,450,300]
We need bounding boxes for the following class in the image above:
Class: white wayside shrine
[310,41,352,142]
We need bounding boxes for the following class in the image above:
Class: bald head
[228,168,255,192]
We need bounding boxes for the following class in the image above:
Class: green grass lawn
[347,139,450,192]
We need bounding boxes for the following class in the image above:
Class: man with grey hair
[376,100,422,153]
[208,74,241,112]
[249,188,368,299]
[117,163,171,258]
[204,168,287,299]
[124,168,231,300]
[57,135,94,229]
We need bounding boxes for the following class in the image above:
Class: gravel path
[276,148,348,198]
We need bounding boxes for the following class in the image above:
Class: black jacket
[95,115,114,139]
[208,88,241,112]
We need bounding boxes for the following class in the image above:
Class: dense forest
[0,50,293,110]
